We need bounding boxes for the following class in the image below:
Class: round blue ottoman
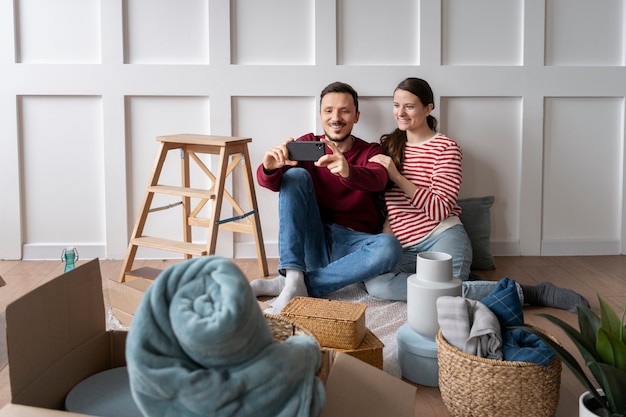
[65,366,142,417]
[396,323,439,387]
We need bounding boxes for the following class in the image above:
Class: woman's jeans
[277,168,402,297]
[364,223,522,302]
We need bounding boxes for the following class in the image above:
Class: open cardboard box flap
[6,259,126,410]
[5,259,416,417]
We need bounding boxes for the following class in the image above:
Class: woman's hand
[369,154,399,180]
[370,154,417,197]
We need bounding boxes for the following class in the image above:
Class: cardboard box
[0,274,6,287]
[0,404,93,416]
[6,259,127,411]
[5,259,417,417]
[105,277,152,326]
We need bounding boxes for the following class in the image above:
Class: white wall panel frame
[18,95,106,260]
[542,97,624,256]
[0,1,21,259]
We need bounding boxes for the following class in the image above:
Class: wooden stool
[119,134,269,282]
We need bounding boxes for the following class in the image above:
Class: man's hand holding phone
[262,138,300,171]
[315,138,350,178]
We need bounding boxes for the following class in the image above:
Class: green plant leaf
[593,362,626,415]
[513,325,609,410]
[529,297,626,416]
[536,313,599,363]
[597,328,626,372]
[599,296,625,344]
[578,304,601,355]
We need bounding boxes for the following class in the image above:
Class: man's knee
[282,167,310,183]
[373,234,403,268]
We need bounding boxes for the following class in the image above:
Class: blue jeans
[461,279,524,302]
[365,224,473,300]
[277,168,402,297]
[364,223,524,302]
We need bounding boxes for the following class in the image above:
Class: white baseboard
[540,239,620,256]
[22,243,106,261]
[16,238,624,261]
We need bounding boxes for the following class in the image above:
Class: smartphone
[287,141,326,161]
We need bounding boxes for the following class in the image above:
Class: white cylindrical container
[407,252,462,339]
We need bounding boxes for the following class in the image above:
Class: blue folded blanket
[481,277,555,366]
[126,256,325,417]
[502,328,556,366]
[480,277,524,329]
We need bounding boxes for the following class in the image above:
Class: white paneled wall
[1,0,625,263]
[19,96,106,259]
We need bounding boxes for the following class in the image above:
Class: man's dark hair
[320,81,359,113]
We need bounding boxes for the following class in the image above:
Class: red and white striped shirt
[386,134,463,247]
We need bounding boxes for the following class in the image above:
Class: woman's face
[393,88,433,132]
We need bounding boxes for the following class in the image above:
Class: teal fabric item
[458,196,496,270]
[126,256,325,417]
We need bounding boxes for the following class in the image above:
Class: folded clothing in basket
[502,328,555,365]
[436,296,502,360]
[480,277,524,329]
[481,277,555,365]
[438,278,556,365]
[126,256,325,417]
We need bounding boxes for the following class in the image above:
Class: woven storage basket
[436,327,561,417]
[333,329,384,369]
[280,296,366,349]
[265,313,317,342]
[265,313,332,383]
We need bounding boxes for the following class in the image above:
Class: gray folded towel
[437,296,503,359]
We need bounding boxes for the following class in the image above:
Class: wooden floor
[0,255,625,416]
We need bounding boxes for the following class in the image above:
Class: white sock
[268,269,308,314]
[250,275,285,297]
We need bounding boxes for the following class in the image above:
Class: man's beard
[324,131,353,143]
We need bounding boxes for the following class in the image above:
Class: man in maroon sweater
[251,82,402,313]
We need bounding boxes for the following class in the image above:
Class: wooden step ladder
[119,134,269,282]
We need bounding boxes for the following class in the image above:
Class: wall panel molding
[1,0,625,260]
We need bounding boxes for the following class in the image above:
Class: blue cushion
[458,196,496,270]
[65,366,142,417]
[396,323,439,387]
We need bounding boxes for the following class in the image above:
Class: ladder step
[187,217,254,234]
[219,222,254,234]
[131,236,208,256]
[147,185,215,199]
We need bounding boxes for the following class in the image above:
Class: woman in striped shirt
[364,77,473,301]
[364,77,590,313]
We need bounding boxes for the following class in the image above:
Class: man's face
[320,92,360,142]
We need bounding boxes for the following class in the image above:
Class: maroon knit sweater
[256,133,388,234]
